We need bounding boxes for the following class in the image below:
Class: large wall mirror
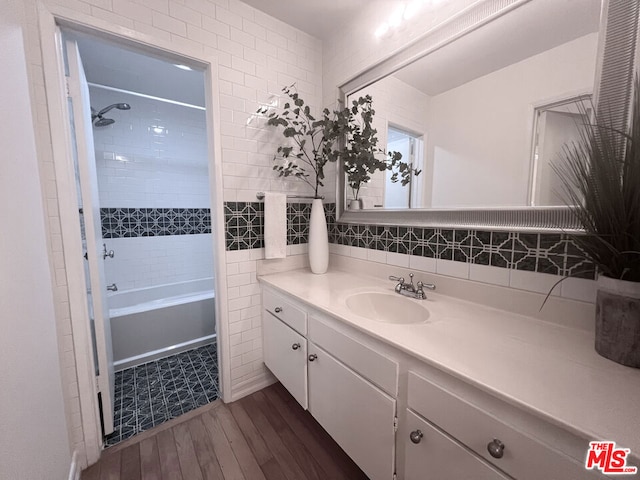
[336,0,638,231]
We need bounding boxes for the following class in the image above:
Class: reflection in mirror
[343,0,601,212]
[529,95,592,206]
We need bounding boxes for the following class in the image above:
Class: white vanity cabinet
[261,283,613,480]
[262,288,397,480]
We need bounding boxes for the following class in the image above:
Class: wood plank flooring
[82,383,369,480]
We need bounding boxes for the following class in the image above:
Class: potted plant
[260,85,344,274]
[339,96,420,209]
[261,86,420,271]
[554,80,640,367]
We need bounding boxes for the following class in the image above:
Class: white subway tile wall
[104,235,214,291]
[24,0,322,464]
[91,87,214,290]
[91,87,211,209]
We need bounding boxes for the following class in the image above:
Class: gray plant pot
[348,198,363,210]
[595,276,640,368]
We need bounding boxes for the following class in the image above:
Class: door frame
[37,3,231,466]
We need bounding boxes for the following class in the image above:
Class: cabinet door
[404,409,510,480]
[263,312,308,409]
[308,342,396,480]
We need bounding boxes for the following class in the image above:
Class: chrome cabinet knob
[410,430,424,444]
[487,438,505,459]
[274,307,283,313]
[291,343,300,350]
[308,354,317,362]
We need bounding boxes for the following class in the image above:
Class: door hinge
[65,77,71,97]
[393,416,398,432]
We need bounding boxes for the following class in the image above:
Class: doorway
[62,28,220,447]
[385,125,424,208]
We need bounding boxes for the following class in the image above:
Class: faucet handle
[421,282,436,290]
[389,275,404,284]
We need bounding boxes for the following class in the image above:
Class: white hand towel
[264,192,287,259]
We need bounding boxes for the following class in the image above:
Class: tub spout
[107,283,118,292]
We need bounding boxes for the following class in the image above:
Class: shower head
[91,102,131,127]
[94,117,115,127]
[96,103,131,116]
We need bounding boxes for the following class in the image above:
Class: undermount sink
[345,292,430,324]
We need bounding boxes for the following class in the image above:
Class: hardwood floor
[82,382,369,480]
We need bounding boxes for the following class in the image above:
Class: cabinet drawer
[263,312,307,409]
[404,409,510,480]
[263,288,307,335]
[407,371,600,480]
[308,316,398,396]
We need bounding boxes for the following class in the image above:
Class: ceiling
[240,0,370,40]
[393,0,601,96]
[68,32,206,107]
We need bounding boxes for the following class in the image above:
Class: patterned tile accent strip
[324,204,594,279]
[101,207,212,238]
[224,201,312,250]
[104,343,219,447]
[102,202,591,278]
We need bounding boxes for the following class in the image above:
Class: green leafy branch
[337,95,421,200]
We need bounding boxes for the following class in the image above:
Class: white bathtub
[108,278,216,370]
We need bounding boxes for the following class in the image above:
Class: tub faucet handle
[107,283,118,292]
[103,243,115,260]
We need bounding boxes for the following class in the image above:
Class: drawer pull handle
[274,307,283,313]
[292,343,300,350]
[308,354,317,362]
[487,439,505,459]
[409,430,424,444]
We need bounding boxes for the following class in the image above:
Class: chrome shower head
[91,102,131,127]
[94,117,115,127]
[96,103,131,116]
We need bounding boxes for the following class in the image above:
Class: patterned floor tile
[104,343,218,447]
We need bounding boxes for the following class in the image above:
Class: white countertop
[259,268,640,459]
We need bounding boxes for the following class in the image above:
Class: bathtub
[108,278,216,370]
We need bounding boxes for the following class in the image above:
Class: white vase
[308,198,328,274]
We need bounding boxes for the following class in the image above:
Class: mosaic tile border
[101,207,211,238]
[224,201,311,250]
[325,205,594,279]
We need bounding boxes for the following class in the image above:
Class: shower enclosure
[65,30,218,445]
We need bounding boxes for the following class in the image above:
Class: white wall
[21,0,322,466]
[428,33,598,207]
[0,1,72,478]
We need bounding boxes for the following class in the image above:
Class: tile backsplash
[325,205,594,280]
[222,201,594,281]
[225,201,311,250]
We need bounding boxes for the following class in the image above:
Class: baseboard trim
[229,370,276,402]
[68,451,80,480]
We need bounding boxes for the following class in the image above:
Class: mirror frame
[336,0,638,232]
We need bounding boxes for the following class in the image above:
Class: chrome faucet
[389,273,435,300]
